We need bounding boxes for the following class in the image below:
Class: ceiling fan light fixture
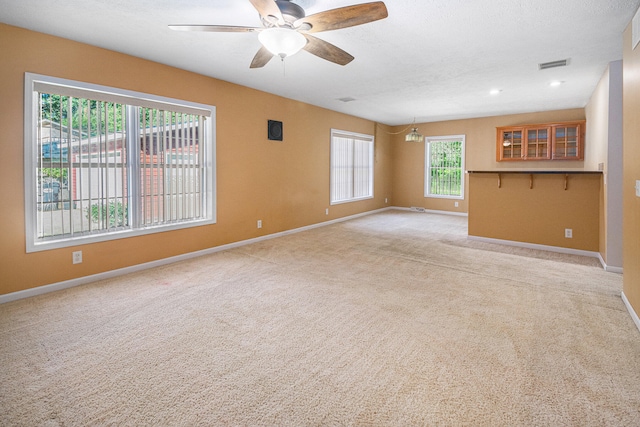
[258,27,307,58]
[405,127,423,143]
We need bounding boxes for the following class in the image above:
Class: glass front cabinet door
[497,128,524,161]
[526,127,551,160]
[496,121,584,162]
[552,123,583,160]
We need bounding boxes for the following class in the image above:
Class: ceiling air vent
[538,59,569,70]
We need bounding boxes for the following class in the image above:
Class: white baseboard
[397,206,469,217]
[1,207,394,305]
[621,291,640,335]
[467,235,601,260]
[598,253,623,274]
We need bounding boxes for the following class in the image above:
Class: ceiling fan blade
[295,1,388,33]
[250,46,275,68]
[248,0,284,25]
[303,35,354,66]
[169,25,260,33]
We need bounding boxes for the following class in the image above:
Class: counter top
[467,170,602,174]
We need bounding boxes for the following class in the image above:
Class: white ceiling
[2,0,639,125]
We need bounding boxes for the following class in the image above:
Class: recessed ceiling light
[490,89,502,95]
[550,81,564,87]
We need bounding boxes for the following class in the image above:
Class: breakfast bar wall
[468,171,601,253]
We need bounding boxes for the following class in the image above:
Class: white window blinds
[330,130,374,204]
[25,73,215,252]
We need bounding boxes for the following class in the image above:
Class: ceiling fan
[169,0,388,68]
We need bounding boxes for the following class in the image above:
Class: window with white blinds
[24,73,216,252]
[330,129,374,204]
[424,135,465,199]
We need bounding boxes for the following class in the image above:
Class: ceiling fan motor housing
[266,0,306,26]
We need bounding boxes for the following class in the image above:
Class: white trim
[467,235,600,259]
[0,207,393,304]
[28,73,213,116]
[621,291,640,335]
[467,235,623,274]
[24,72,217,253]
[330,129,375,205]
[330,195,374,205]
[424,135,465,199]
[598,252,623,274]
[397,206,469,217]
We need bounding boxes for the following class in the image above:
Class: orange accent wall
[0,24,393,295]
[622,22,640,319]
[0,22,629,302]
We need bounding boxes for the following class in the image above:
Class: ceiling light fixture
[550,80,564,87]
[382,118,425,142]
[490,89,502,95]
[258,28,307,59]
[403,117,424,143]
[405,123,423,143]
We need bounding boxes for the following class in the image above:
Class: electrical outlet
[72,251,82,264]
[385,198,388,204]
[636,180,640,197]
[325,208,329,215]
[257,220,262,229]
[454,201,459,208]
[565,229,573,238]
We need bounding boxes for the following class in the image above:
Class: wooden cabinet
[526,127,551,159]
[498,128,524,160]
[552,123,582,159]
[497,121,584,161]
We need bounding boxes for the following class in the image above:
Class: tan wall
[584,61,624,269]
[0,24,392,296]
[623,22,640,318]
[468,173,600,251]
[391,109,587,213]
[585,65,612,262]
[585,68,610,171]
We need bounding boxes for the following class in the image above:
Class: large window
[330,129,374,204]
[24,73,216,252]
[424,135,465,199]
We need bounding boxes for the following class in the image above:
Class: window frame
[424,135,465,200]
[329,129,375,205]
[24,73,216,252]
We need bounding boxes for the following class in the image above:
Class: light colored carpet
[1,211,639,426]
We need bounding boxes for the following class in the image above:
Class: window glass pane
[37,94,129,239]
[330,130,374,204]
[425,137,464,198]
[139,109,202,225]
[26,73,215,252]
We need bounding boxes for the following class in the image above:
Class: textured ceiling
[2,0,639,125]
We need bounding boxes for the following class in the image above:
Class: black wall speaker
[268,120,283,141]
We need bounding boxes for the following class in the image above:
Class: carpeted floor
[1,211,639,426]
